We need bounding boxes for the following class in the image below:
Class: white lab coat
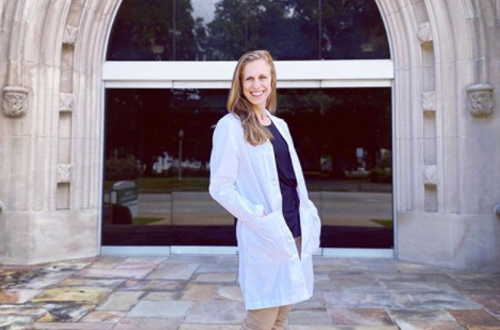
[209,111,322,310]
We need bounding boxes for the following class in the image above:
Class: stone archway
[1,0,498,270]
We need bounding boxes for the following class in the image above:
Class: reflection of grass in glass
[104,177,209,193]
[104,176,391,193]
[371,219,393,228]
[133,217,163,225]
[304,177,392,192]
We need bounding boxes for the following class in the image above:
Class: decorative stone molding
[422,92,436,112]
[60,93,75,112]
[497,0,500,24]
[417,22,433,44]
[495,203,500,218]
[466,83,494,117]
[63,25,79,45]
[58,164,72,183]
[2,86,29,118]
[424,165,437,186]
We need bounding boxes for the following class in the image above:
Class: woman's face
[242,59,272,112]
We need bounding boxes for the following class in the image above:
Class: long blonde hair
[227,50,277,146]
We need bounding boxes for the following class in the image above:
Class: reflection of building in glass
[152,152,173,174]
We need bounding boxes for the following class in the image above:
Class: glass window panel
[278,88,393,248]
[102,87,392,248]
[106,0,390,61]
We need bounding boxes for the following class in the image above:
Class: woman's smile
[242,59,272,111]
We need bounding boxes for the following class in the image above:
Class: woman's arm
[209,117,265,222]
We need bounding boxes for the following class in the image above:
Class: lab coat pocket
[301,208,321,255]
[243,211,291,264]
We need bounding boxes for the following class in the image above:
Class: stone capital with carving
[422,91,436,112]
[2,86,29,118]
[466,83,494,117]
[424,165,437,186]
[63,25,79,45]
[58,164,72,183]
[417,22,433,44]
[60,93,74,112]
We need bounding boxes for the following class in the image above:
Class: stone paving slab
[289,327,399,330]
[143,291,180,300]
[289,310,332,326]
[447,309,500,327]
[127,300,193,318]
[35,304,94,322]
[147,263,199,280]
[215,284,243,302]
[0,290,43,304]
[394,320,467,330]
[113,317,183,330]
[468,294,500,318]
[0,315,37,330]
[75,268,154,279]
[387,309,456,322]
[0,256,499,329]
[80,310,125,323]
[31,287,111,304]
[395,292,482,310]
[25,323,116,329]
[96,291,144,311]
[180,283,216,301]
[328,308,395,326]
[192,272,237,283]
[57,278,125,288]
[184,301,246,324]
[178,325,240,330]
[0,304,53,317]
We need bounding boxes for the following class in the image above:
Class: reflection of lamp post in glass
[152,42,164,61]
[178,129,184,181]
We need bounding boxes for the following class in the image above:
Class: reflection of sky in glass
[191,0,217,24]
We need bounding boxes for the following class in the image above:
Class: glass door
[102,0,394,250]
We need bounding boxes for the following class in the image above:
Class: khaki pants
[241,237,301,330]
[241,305,292,330]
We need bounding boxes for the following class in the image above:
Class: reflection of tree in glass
[107,0,198,60]
[207,0,318,60]
[205,0,248,60]
[107,0,389,61]
[205,0,389,60]
[320,0,390,59]
[277,89,392,174]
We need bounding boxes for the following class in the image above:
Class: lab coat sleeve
[209,117,265,223]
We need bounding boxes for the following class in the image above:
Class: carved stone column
[466,83,494,117]
[2,86,29,118]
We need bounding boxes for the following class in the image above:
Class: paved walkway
[1,255,500,329]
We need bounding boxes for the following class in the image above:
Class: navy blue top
[266,120,302,238]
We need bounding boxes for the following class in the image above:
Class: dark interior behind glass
[102,88,393,248]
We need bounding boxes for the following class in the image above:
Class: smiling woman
[209,50,322,327]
